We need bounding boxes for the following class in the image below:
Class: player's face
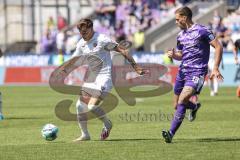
[175,13,187,30]
[78,24,94,41]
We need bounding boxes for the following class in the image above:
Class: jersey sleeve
[100,34,114,47]
[201,27,215,43]
[99,34,117,50]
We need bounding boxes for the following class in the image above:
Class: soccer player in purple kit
[162,6,224,143]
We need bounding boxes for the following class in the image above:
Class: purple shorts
[174,70,207,95]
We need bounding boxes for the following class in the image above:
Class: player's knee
[177,97,188,105]
[76,100,88,113]
[76,100,88,121]
[178,88,195,104]
[174,112,185,122]
[88,104,97,110]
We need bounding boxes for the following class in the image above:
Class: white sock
[210,79,214,93]
[213,78,218,93]
[88,104,111,128]
[76,100,89,137]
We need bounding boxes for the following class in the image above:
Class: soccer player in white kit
[59,18,147,141]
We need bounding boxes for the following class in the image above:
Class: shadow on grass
[91,137,240,143]
[93,138,162,142]
[177,137,240,143]
[43,141,66,144]
[5,117,42,120]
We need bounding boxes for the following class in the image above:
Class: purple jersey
[176,24,215,73]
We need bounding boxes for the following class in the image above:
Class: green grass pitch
[0,86,240,160]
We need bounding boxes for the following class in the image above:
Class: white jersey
[72,32,113,76]
[72,32,113,93]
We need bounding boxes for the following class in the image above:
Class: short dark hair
[175,6,192,20]
[77,18,93,30]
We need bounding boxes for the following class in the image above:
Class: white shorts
[82,74,113,98]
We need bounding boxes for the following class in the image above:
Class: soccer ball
[41,124,58,141]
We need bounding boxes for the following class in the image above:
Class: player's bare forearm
[115,47,136,67]
[210,39,223,69]
[209,39,224,80]
[59,56,79,73]
[213,42,223,69]
[115,46,145,75]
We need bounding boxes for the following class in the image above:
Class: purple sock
[170,104,186,136]
[187,101,197,110]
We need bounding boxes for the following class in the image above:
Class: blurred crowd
[39,0,240,59]
[208,8,240,52]
[40,0,240,54]
[39,0,191,54]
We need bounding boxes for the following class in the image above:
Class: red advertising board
[3,66,178,85]
[4,66,87,85]
[5,67,41,83]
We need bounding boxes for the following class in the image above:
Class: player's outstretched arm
[209,38,224,80]
[58,56,81,74]
[115,46,147,75]
[58,44,84,75]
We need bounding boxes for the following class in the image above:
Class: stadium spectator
[115,20,126,42]
[178,0,191,5]
[57,14,67,30]
[116,0,131,23]
[95,0,116,27]
[40,29,56,54]
[65,30,81,54]
[215,18,232,50]
[56,30,67,54]
[133,29,145,51]
[47,16,56,31]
